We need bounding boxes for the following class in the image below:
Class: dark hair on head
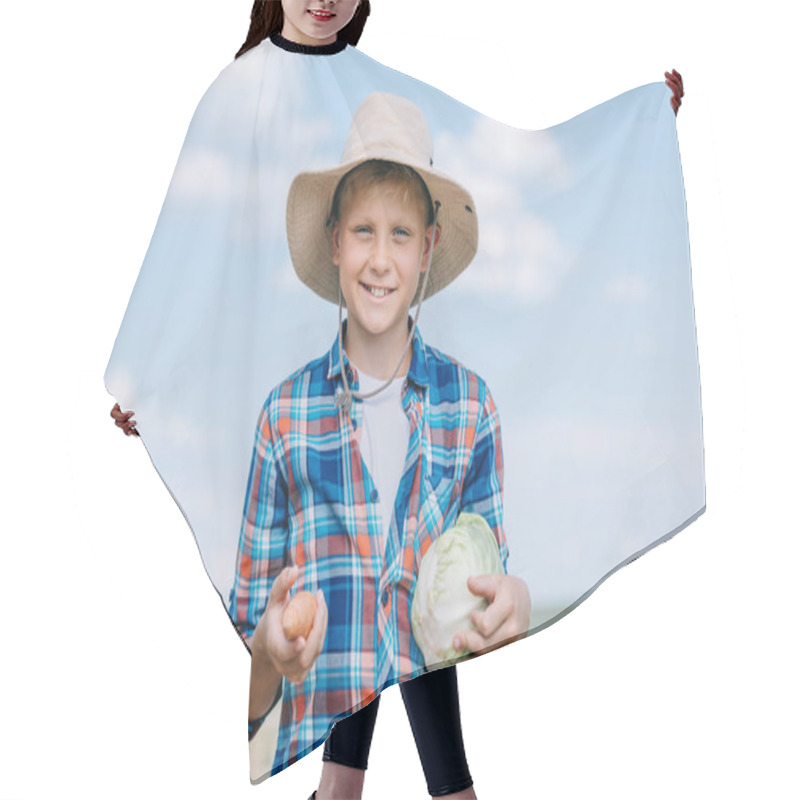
[236,1,371,59]
[328,160,436,229]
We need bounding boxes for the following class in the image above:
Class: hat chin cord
[335,201,440,413]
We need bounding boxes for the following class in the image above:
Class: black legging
[323,665,473,797]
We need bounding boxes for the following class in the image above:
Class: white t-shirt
[356,370,411,547]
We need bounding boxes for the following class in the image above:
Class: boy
[230,92,531,775]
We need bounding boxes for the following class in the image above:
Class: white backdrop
[1,1,797,798]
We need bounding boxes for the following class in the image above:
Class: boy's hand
[665,69,684,116]
[110,403,139,436]
[452,574,531,656]
[253,566,328,684]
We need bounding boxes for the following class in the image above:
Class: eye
[353,224,372,235]
[394,227,411,238]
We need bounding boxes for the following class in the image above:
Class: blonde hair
[328,160,435,230]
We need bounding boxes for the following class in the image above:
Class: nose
[369,234,391,274]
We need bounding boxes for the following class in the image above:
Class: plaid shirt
[230,323,507,775]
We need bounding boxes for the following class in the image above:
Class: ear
[331,221,341,267]
[421,223,441,271]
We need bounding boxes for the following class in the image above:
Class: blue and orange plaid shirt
[230,322,507,775]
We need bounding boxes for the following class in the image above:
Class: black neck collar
[270,32,348,56]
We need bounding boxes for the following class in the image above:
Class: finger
[294,632,322,676]
[274,628,306,668]
[287,666,311,684]
[466,574,499,601]
[490,620,527,647]
[285,636,311,683]
[313,595,328,662]
[269,565,299,607]
[317,590,328,635]
[453,627,489,655]
[283,627,308,664]
[456,622,519,656]
[111,406,135,423]
[668,79,683,99]
[469,595,511,639]
[307,590,328,653]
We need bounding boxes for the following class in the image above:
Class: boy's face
[332,181,436,351]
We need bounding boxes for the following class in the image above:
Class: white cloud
[508,413,673,504]
[605,273,652,302]
[171,146,237,201]
[163,60,576,304]
[437,116,571,190]
[460,215,570,300]
[434,117,572,301]
[167,51,341,246]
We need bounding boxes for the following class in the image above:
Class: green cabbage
[411,512,504,668]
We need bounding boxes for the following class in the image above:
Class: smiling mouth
[308,9,335,21]
[361,283,396,299]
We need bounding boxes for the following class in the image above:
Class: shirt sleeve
[229,401,291,644]
[460,383,509,571]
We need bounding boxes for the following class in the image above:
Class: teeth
[365,285,391,298]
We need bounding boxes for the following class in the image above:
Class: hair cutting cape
[105,35,704,782]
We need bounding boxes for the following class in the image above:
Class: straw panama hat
[286,92,479,305]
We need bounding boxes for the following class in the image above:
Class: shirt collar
[326,319,430,390]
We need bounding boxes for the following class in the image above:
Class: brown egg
[282,590,318,640]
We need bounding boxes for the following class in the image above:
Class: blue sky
[106,43,703,617]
